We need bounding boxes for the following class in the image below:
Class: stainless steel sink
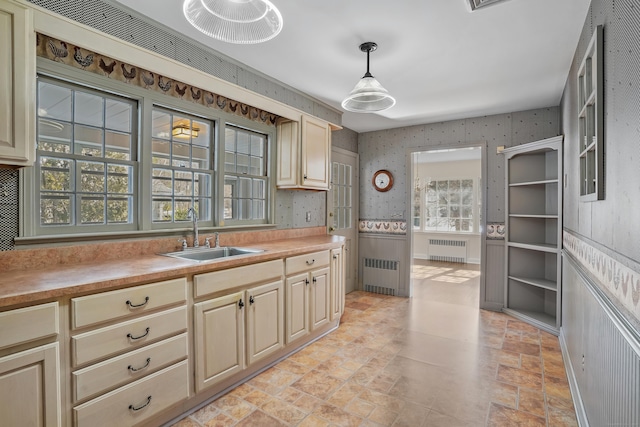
[161,246,264,262]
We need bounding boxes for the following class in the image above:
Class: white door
[327,148,358,293]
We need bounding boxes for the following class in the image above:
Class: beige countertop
[0,235,344,309]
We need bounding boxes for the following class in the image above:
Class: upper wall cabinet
[277,115,335,190]
[0,0,35,167]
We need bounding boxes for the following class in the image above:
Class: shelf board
[509,214,558,219]
[508,275,557,291]
[509,179,558,187]
[507,242,558,253]
[502,308,558,335]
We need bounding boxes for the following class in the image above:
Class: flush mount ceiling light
[183,0,283,44]
[341,42,396,113]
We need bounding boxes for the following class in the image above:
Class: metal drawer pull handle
[129,396,152,411]
[127,327,150,340]
[128,357,151,372]
[126,296,149,308]
[306,259,315,265]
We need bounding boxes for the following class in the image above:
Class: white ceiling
[110,0,590,133]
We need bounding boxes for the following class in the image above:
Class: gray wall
[561,0,640,331]
[332,127,359,154]
[358,108,561,224]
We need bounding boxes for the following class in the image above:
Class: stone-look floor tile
[521,354,543,373]
[234,410,288,427]
[228,382,254,398]
[546,395,575,412]
[390,402,429,427]
[501,340,541,356]
[292,369,344,400]
[213,394,254,419]
[368,406,398,426]
[544,375,573,400]
[423,410,476,427]
[327,382,364,407]
[490,381,519,408]
[329,366,355,381]
[544,357,568,379]
[344,398,375,418]
[298,415,331,427]
[293,393,325,413]
[204,413,236,427]
[518,388,546,417]
[496,365,543,390]
[243,388,274,407]
[278,386,305,404]
[487,403,546,427]
[547,405,579,426]
[507,319,542,334]
[341,359,364,372]
[312,403,363,427]
[191,404,220,424]
[497,349,521,368]
[261,399,307,424]
[359,389,407,412]
[276,358,313,375]
[172,417,200,427]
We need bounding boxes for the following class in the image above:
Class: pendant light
[183,0,283,44]
[342,42,396,113]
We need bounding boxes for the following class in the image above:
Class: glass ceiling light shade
[183,0,283,44]
[342,42,396,113]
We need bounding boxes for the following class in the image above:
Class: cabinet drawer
[72,306,187,367]
[286,251,330,275]
[72,277,187,329]
[194,259,283,298]
[0,302,58,350]
[73,360,189,427]
[72,333,188,402]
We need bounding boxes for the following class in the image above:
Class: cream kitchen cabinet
[330,247,345,321]
[276,115,333,190]
[285,250,331,343]
[0,0,35,167]
[0,302,61,427]
[69,278,189,426]
[193,260,285,392]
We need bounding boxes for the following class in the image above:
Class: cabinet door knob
[305,278,309,285]
[249,295,255,305]
[312,276,317,283]
[238,299,245,308]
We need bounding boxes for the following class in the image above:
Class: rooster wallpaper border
[37,34,280,126]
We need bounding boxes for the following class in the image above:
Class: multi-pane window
[151,108,213,224]
[421,179,477,232]
[332,161,352,230]
[224,126,267,222]
[36,77,136,229]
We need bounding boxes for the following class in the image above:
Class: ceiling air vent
[467,0,511,11]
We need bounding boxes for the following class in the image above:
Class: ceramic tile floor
[172,262,578,426]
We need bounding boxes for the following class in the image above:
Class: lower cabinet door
[73,360,189,427]
[286,273,309,344]
[246,280,284,366]
[311,267,330,330]
[0,343,60,427]
[194,292,245,392]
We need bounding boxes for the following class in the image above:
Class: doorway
[327,147,359,293]
[408,145,486,306]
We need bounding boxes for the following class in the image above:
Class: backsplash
[0,169,19,251]
[0,226,326,272]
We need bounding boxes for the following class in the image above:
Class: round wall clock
[372,169,393,192]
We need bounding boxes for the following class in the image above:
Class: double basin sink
[162,246,263,262]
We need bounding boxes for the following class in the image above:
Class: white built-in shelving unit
[503,135,563,335]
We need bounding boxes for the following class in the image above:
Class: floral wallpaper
[36,34,279,126]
